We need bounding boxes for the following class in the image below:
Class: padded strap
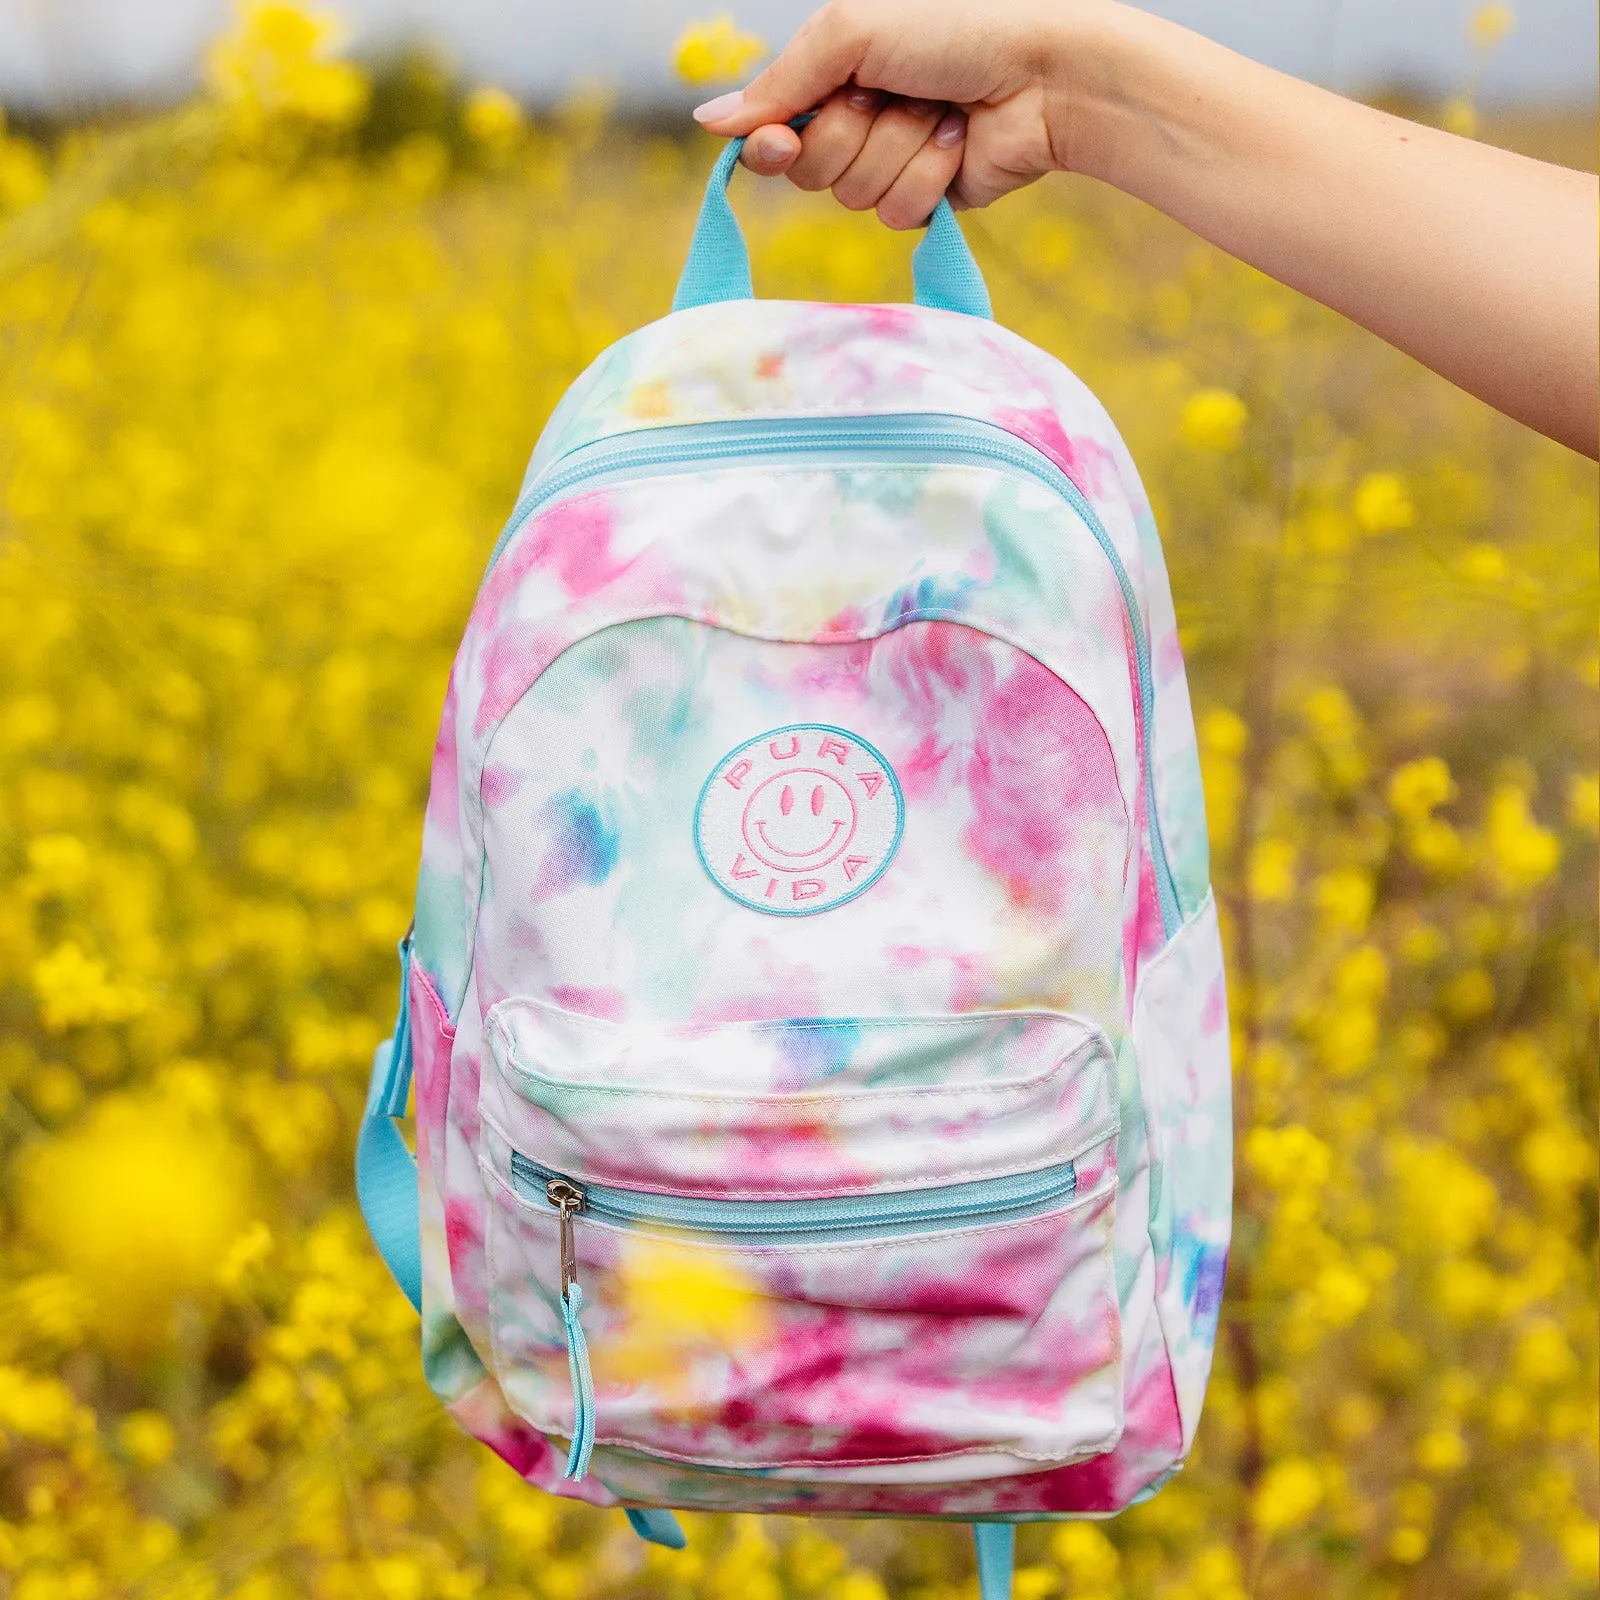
[674,132,991,319]
[974,1523,1014,1600]
[625,1508,688,1549]
[356,934,422,1312]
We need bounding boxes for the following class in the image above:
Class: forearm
[1063,7,1600,456]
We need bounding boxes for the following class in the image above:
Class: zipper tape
[512,1151,1079,1248]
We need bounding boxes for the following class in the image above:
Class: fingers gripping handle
[672,133,993,319]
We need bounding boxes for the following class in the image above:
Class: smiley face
[741,768,858,872]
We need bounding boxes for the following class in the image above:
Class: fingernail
[693,90,745,124]
[846,87,877,112]
[755,132,790,163]
[934,110,968,147]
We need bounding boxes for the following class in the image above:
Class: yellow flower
[206,1,369,129]
[463,86,525,152]
[1180,388,1249,452]
[1247,836,1297,902]
[1314,867,1375,934]
[1442,98,1480,138]
[118,1409,177,1468]
[1513,1317,1576,1387]
[1246,1124,1332,1191]
[1254,1457,1324,1533]
[1560,1517,1600,1583]
[673,15,768,87]
[1565,772,1598,834]
[1415,1428,1467,1474]
[0,120,49,214]
[1441,966,1496,1020]
[1353,471,1414,535]
[1470,4,1517,48]
[1483,783,1560,893]
[1387,1524,1429,1563]
[1198,706,1247,857]
[31,942,149,1031]
[1051,1522,1120,1585]
[1459,541,1508,583]
[0,1366,88,1444]
[18,1095,252,1349]
[1387,756,1456,822]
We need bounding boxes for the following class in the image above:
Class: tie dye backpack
[357,138,1231,1597]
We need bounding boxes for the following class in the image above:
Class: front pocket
[479,1002,1124,1481]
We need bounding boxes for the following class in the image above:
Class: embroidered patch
[694,724,904,916]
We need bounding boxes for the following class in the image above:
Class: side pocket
[1133,889,1231,1453]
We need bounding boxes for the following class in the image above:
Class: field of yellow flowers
[0,9,1595,1599]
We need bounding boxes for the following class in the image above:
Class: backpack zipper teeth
[515,1151,1079,1244]
[483,413,1183,937]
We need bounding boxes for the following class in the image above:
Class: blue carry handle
[673,132,993,319]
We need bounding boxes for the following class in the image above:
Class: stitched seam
[573,1431,1121,1472]
[489,1027,1108,1107]
[1132,885,1217,1010]
[411,958,457,1043]
[467,610,1139,964]
[491,999,1111,1038]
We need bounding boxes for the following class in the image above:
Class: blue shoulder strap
[356,932,422,1312]
[673,132,992,319]
[974,1523,1015,1599]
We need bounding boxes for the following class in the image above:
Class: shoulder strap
[356,933,422,1311]
[974,1523,1014,1599]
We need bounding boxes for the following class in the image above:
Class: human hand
[691,0,1122,229]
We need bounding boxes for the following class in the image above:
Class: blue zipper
[514,1150,1079,1482]
[512,1151,1078,1245]
[485,412,1182,939]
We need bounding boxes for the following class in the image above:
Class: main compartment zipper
[518,1150,1079,1482]
[482,412,1183,937]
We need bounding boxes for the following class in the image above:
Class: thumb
[692,8,867,133]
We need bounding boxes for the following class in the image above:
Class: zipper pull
[546,1178,585,1294]
[544,1177,594,1481]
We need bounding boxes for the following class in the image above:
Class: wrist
[1040,4,1197,187]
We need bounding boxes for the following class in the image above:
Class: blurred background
[1,0,1597,109]
[0,4,1594,1600]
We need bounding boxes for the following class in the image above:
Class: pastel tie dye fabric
[401,297,1232,1520]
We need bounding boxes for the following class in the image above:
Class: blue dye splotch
[1176,1228,1230,1336]
[881,570,979,626]
[773,1018,861,1088]
[532,788,620,898]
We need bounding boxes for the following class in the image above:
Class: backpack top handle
[672,128,993,320]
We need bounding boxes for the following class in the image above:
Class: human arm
[692,1,1600,457]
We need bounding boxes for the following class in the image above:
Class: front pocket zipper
[484,411,1182,938]
[516,1151,1079,1482]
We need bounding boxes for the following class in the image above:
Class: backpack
[358,136,1232,1599]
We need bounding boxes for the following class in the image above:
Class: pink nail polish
[693,90,746,124]
[934,110,967,148]
[846,88,877,112]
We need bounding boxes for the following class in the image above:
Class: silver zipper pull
[545,1178,586,1298]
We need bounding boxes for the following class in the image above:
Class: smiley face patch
[694,724,904,915]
